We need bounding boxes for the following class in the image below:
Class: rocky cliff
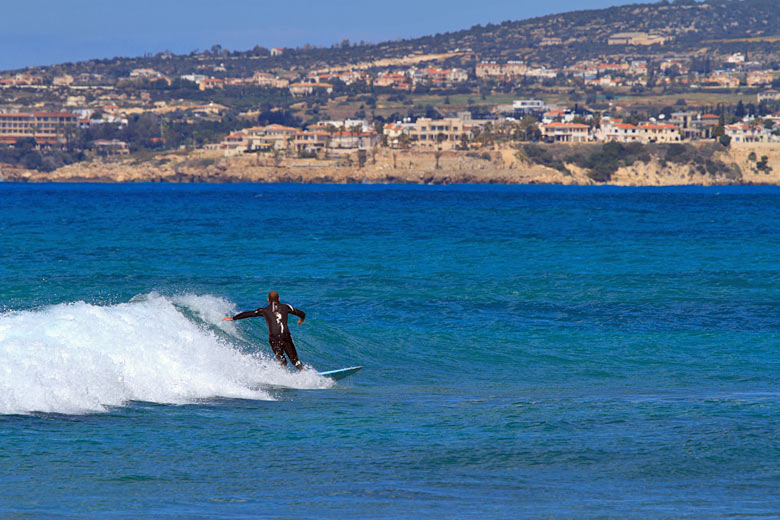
[3,144,779,186]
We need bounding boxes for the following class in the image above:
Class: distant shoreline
[2,143,779,187]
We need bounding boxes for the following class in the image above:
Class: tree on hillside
[735,100,746,119]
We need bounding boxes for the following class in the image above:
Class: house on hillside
[245,124,298,152]
[289,83,333,96]
[747,71,773,87]
[513,99,546,118]
[608,32,666,46]
[53,74,74,87]
[542,109,575,124]
[181,73,207,84]
[726,53,746,64]
[190,103,228,117]
[219,132,249,156]
[329,129,380,150]
[409,117,472,150]
[599,122,641,143]
[540,37,563,46]
[725,124,774,144]
[383,122,417,148]
[541,122,591,143]
[475,62,503,79]
[130,68,165,80]
[93,139,129,156]
[294,131,329,153]
[758,90,780,103]
[638,123,681,143]
[199,78,224,90]
[0,74,44,87]
[705,73,739,89]
[667,111,718,140]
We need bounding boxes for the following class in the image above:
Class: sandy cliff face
[3,149,576,185]
[4,144,780,185]
[608,144,780,186]
[609,159,725,186]
[725,144,780,185]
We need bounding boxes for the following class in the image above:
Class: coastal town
[2,8,780,183]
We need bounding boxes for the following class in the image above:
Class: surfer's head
[268,290,280,303]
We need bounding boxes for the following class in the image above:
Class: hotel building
[0,112,79,144]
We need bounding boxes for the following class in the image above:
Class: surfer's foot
[294,361,304,371]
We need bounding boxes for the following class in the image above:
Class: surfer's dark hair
[268,290,280,302]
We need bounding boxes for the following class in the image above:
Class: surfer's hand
[297,318,304,326]
[222,317,234,321]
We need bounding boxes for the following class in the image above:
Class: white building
[181,74,207,84]
[725,124,774,144]
[513,99,546,116]
[726,53,746,64]
[541,122,591,143]
[599,122,641,142]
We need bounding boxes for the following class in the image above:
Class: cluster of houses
[0,73,45,88]
[535,104,780,145]
[476,61,557,81]
[210,119,381,156]
[176,65,470,95]
[371,67,469,90]
[541,118,780,145]
[212,112,493,156]
[2,49,778,104]
[208,99,780,158]
[476,53,778,90]
[2,90,779,159]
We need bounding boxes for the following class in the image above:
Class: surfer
[223,291,306,370]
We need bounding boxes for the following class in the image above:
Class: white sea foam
[0,293,332,415]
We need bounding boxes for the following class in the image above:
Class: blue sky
[1,0,642,71]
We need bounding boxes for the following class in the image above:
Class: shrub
[576,142,629,181]
[523,144,570,175]
[756,156,772,172]
[664,143,689,164]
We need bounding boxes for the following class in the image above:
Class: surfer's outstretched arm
[287,304,306,325]
[222,308,261,321]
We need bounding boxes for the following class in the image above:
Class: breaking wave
[0,293,332,415]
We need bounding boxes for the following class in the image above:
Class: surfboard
[317,366,363,381]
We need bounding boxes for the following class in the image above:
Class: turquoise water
[1,183,779,518]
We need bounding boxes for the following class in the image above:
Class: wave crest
[0,293,331,415]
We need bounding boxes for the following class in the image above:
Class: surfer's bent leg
[268,335,288,367]
[280,335,304,371]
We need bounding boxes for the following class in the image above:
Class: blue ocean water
[1,183,779,519]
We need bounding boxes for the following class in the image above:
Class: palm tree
[435,132,447,170]
[272,147,282,168]
[398,133,412,152]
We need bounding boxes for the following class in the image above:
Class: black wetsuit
[231,302,306,369]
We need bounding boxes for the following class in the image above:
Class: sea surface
[1,183,779,519]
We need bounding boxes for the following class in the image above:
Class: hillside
[17,0,780,79]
